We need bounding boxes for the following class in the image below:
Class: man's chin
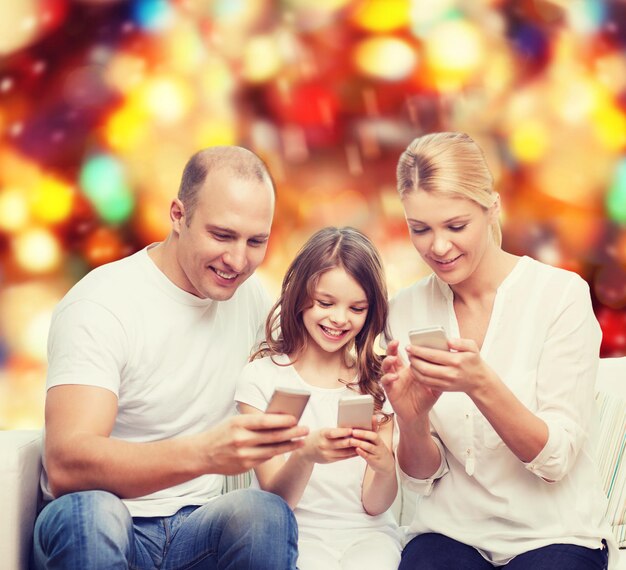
[201,277,247,301]
[198,287,235,301]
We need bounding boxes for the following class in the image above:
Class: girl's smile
[302,266,369,356]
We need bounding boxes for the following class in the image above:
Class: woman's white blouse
[387,256,617,566]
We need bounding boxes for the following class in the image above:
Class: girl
[235,227,402,570]
[383,131,617,569]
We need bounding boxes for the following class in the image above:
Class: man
[32,146,308,569]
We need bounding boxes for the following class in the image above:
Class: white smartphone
[337,394,374,430]
[409,326,449,351]
[265,388,311,422]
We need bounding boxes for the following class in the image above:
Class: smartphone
[409,326,449,351]
[337,394,374,430]
[265,388,311,422]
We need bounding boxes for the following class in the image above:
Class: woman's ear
[488,193,501,222]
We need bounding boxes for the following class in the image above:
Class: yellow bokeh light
[0,0,44,56]
[595,54,626,95]
[0,187,30,232]
[410,0,456,32]
[104,101,148,152]
[354,36,417,81]
[164,21,205,75]
[195,120,237,147]
[12,227,62,273]
[198,57,236,99]
[593,104,626,151]
[0,280,67,363]
[509,121,550,163]
[140,76,194,125]
[548,71,602,124]
[30,176,74,224]
[243,34,282,83]
[350,0,411,33]
[424,19,484,90]
[532,129,613,205]
[23,310,54,361]
[134,192,170,245]
[547,71,626,150]
[105,53,146,94]
[482,51,515,96]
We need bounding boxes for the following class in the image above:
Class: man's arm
[45,385,308,498]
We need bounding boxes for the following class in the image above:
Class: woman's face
[401,190,495,285]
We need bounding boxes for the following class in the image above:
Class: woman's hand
[299,428,357,464]
[381,340,442,423]
[406,337,498,397]
[350,419,395,475]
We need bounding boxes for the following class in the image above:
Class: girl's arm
[237,403,355,508]
[352,417,398,516]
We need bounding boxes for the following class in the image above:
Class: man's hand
[200,414,309,475]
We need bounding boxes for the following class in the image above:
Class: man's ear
[170,198,185,234]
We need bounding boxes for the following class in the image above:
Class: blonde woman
[382,132,617,569]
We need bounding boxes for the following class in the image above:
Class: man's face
[172,168,274,301]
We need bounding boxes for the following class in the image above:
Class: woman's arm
[356,417,398,515]
[381,341,445,480]
[406,278,600,481]
[407,342,550,464]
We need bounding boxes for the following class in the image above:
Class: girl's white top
[235,354,399,541]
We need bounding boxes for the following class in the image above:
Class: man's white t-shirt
[41,245,271,517]
[387,255,618,565]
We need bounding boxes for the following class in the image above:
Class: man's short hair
[177,146,275,222]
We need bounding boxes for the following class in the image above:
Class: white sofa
[2,358,625,570]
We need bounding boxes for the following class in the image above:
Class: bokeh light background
[1,0,626,429]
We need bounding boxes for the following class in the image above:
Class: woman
[382,131,617,569]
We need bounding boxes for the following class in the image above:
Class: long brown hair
[253,227,390,418]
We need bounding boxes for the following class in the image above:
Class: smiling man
[32,146,308,570]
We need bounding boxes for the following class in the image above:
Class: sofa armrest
[0,430,43,570]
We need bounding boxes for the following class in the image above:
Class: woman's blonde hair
[396,132,502,246]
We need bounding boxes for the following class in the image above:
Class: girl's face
[401,190,495,286]
[302,267,369,355]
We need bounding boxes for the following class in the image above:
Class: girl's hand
[299,428,357,464]
[350,418,395,474]
[381,340,441,422]
[406,338,498,397]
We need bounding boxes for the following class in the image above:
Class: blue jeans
[32,489,298,569]
[399,533,609,570]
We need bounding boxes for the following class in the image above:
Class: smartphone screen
[337,394,374,429]
[408,326,449,351]
[265,388,311,422]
